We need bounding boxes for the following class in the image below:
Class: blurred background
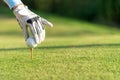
[22,0,120,25]
[0,0,120,39]
[0,0,120,27]
[22,0,120,26]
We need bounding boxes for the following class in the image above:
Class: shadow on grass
[38,43,120,49]
[0,43,120,52]
[0,48,28,52]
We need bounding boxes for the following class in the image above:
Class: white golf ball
[26,37,37,48]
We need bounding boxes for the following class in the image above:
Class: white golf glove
[13,5,53,45]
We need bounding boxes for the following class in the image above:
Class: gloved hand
[13,5,53,45]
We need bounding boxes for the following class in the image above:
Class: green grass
[1,9,120,80]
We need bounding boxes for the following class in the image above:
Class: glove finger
[22,26,29,41]
[40,18,53,27]
[17,19,23,30]
[24,26,29,40]
[18,19,29,41]
[36,20,45,42]
[28,22,39,44]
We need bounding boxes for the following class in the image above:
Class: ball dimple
[26,37,37,48]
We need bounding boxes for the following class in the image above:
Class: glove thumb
[41,18,53,27]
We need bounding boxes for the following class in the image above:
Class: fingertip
[51,23,53,27]
[48,22,53,27]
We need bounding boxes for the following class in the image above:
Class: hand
[13,5,53,45]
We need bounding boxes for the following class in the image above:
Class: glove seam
[12,3,24,11]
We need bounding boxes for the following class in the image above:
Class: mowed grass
[1,12,120,80]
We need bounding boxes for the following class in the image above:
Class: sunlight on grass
[0,13,120,80]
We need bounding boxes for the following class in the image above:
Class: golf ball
[26,37,37,48]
